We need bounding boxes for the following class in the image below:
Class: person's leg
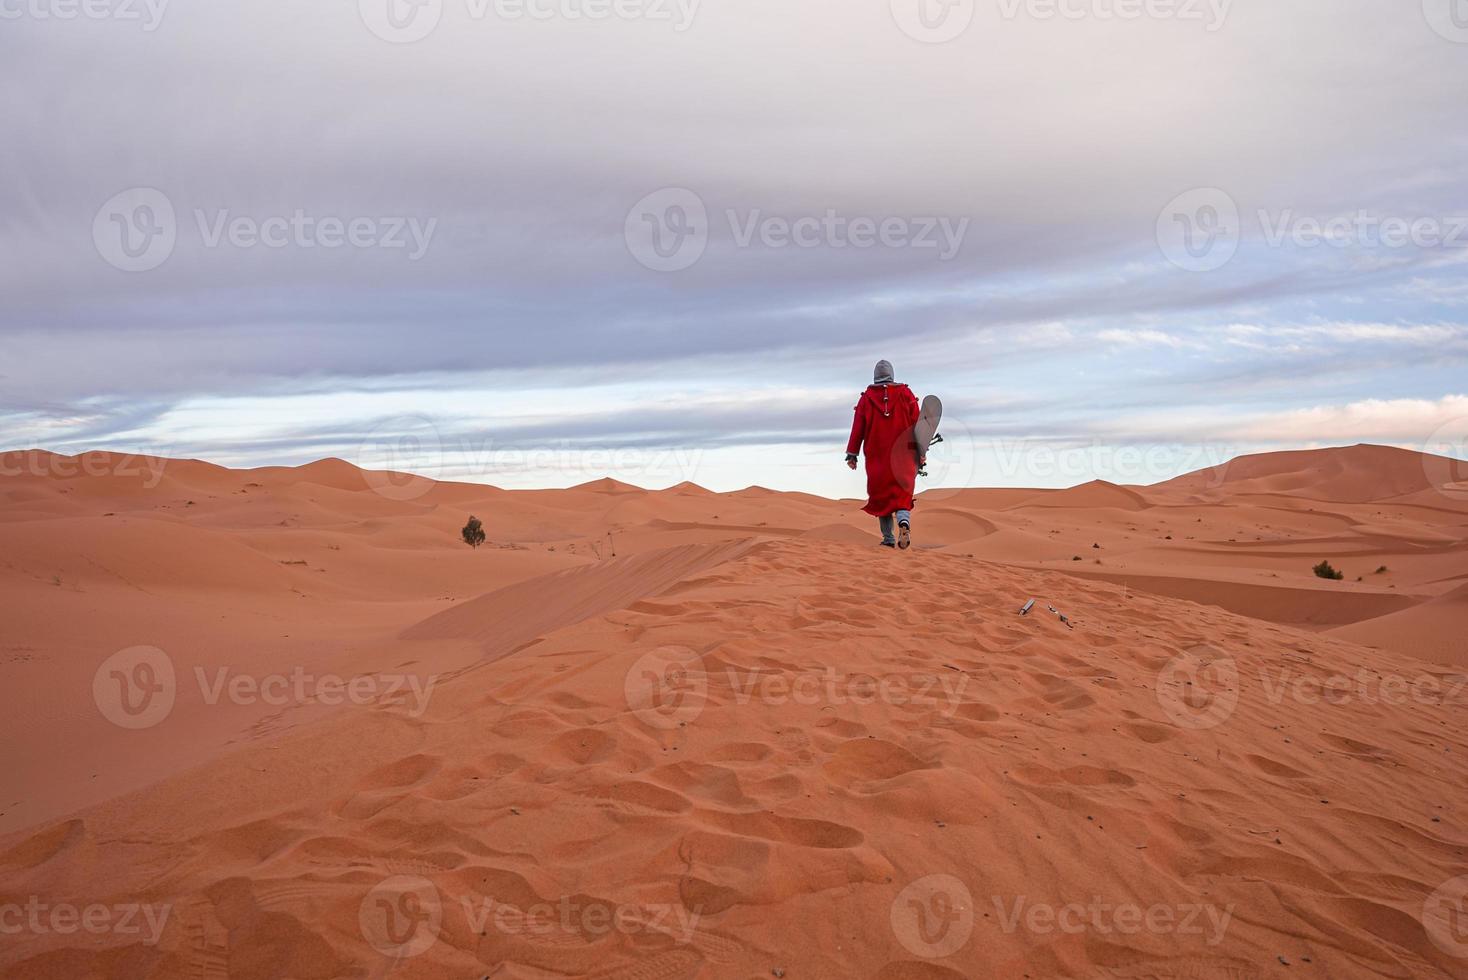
[878,514,896,546]
[895,508,912,549]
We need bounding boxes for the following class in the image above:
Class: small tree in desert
[462,515,486,549]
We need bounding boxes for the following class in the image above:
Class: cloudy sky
[3,0,1467,496]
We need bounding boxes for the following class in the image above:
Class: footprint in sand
[1122,720,1176,743]
[823,738,934,787]
[1243,754,1308,779]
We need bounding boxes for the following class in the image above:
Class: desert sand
[1,444,1466,978]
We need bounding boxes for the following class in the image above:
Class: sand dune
[1,445,1466,978]
[401,540,755,657]
[1007,479,1152,512]
[1329,582,1468,668]
[1152,443,1468,504]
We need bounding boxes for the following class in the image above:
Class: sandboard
[914,395,942,475]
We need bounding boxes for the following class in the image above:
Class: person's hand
[845,457,857,470]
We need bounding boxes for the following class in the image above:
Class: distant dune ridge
[1152,442,1468,503]
[1,444,1466,978]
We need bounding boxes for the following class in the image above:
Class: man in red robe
[845,359,923,549]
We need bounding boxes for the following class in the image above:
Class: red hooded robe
[846,383,920,517]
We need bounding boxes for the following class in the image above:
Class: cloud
[1230,395,1468,445]
[1,1,1466,490]
[1096,328,1198,349]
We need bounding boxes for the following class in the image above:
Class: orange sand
[1,444,1465,978]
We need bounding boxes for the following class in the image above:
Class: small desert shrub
[462,515,486,549]
[1312,560,1344,581]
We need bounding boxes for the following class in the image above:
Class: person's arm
[845,399,867,468]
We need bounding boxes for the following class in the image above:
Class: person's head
[873,359,894,384]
